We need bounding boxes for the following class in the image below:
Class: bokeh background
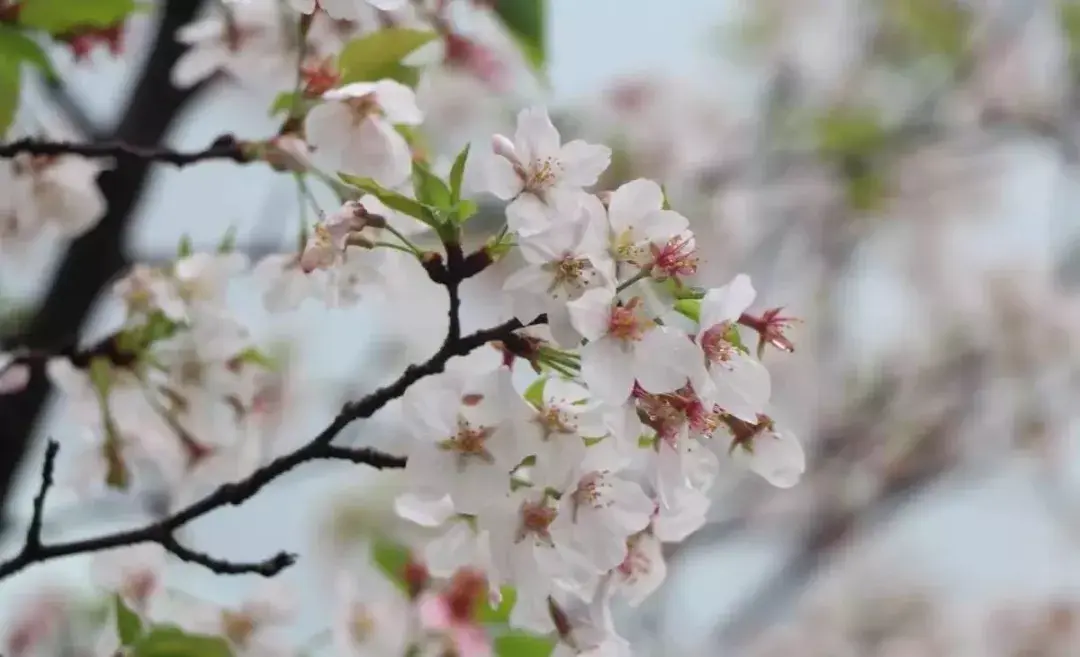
[2,0,1080,655]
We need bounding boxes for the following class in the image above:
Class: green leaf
[131,625,233,657]
[268,91,299,117]
[231,346,277,371]
[0,60,20,137]
[0,25,57,80]
[491,0,546,73]
[814,108,886,158]
[493,631,555,657]
[477,587,517,624]
[452,199,478,223]
[114,595,143,646]
[18,0,137,33]
[176,234,193,259]
[371,538,411,593]
[337,28,437,85]
[217,226,237,254]
[449,143,470,204]
[885,0,971,60]
[673,299,701,323]
[338,173,439,227]
[411,161,452,210]
[523,377,546,408]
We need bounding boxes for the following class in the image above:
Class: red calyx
[60,22,125,61]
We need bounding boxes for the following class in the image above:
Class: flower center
[440,418,497,469]
[348,605,375,644]
[346,93,382,126]
[607,298,651,342]
[534,405,575,439]
[523,158,560,192]
[612,230,649,265]
[649,235,698,280]
[700,323,737,363]
[570,471,613,522]
[221,610,257,647]
[119,571,157,608]
[515,500,556,543]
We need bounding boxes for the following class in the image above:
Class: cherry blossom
[305,80,424,187]
[400,365,526,514]
[0,153,106,250]
[695,274,772,422]
[503,193,616,346]
[172,0,298,89]
[568,288,704,404]
[728,417,807,488]
[484,107,612,234]
[288,0,408,18]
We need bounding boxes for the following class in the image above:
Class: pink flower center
[700,323,736,363]
[607,297,650,342]
[516,500,556,543]
[649,235,698,281]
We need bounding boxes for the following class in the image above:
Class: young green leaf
[523,377,547,408]
[131,624,234,657]
[0,25,57,80]
[17,0,138,34]
[338,173,439,227]
[673,299,701,323]
[411,161,452,210]
[371,537,411,593]
[114,595,143,646]
[0,60,20,137]
[216,226,237,254]
[453,199,479,224]
[493,631,555,657]
[449,143,471,204]
[176,234,193,259]
[337,29,437,85]
[476,586,517,624]
[490,0,546,74]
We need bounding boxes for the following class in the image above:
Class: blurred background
[2,0,1080,655]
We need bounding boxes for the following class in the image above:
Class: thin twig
[0,135,250,165]
[0,246,539,582]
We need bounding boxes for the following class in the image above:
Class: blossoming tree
[0,1,807,655]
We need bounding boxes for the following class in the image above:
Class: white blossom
[484,107,611,234]
[305,80,423,187]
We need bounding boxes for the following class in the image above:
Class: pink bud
[0,363,29,395]
[491,134,518,163]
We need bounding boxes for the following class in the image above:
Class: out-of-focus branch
[713,349,986,647]
[0,135,249,164]
[0,0,216,530]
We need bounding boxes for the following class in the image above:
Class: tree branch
[0,245,540,582]
[0,0,215,528]
[0,135,250,165]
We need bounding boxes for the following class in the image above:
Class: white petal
[304,101,353,169]
[514,107,561,164]
[580,338,635,405]
[607,178,663,233]
[633,328,698,395]
[171,46,223,88]
[567,288,615,342]
[373,79,424,125]
[322,81,378,101]
[506,193,554,234]
[484,154,524,201]
[639,210,690,243]
[394,492,455,527]
[733,428,805,488]
[558,140,612,188]
[342,117,412,187]
[708,353,771,422]
[700,274,756,329]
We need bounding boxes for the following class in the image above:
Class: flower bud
[491,134,518,163]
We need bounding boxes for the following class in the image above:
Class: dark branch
[0,0,214,527]
[0,135,250,165]
[0,246,541,582]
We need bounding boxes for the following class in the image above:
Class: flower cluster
[0,1,808,655]
[44,250,287,506]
